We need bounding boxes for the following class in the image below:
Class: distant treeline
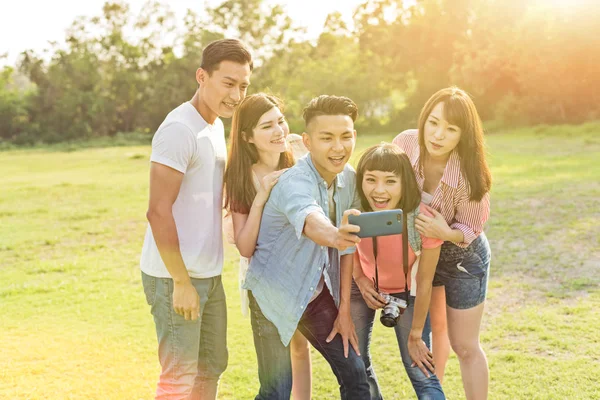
[1,0,599,144]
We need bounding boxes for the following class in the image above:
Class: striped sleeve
[392,130,418,154]
[450,190,490,248]
[419,204,444,249]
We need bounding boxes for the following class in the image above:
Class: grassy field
[1,123,599,399]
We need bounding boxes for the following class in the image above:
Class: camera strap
[372,211,410,305]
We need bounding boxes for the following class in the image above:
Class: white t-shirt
[140,102,227,279]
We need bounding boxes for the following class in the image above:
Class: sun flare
[545,0,593,9]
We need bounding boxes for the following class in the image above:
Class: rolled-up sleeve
[272,173,325,240]
[450,192,490,248]
[340,178,362,256]
[340,245,356,256]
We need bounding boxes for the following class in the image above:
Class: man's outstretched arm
[303,209,361,251]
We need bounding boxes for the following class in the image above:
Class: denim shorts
[432,232,491,309]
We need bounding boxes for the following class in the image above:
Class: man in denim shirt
[244,95,370,399]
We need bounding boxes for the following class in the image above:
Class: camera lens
[378,293,404,327]
[380,313,399,327]
[380,303,401,327]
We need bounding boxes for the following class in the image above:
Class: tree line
[1,0,598,144]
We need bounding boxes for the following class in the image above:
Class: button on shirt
[243,154,361,346]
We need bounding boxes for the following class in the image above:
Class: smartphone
[348,210,404,238]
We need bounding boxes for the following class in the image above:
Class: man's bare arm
[303,209,361,251]
[146,162,199,321]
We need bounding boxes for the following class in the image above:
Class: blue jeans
[432,232,491,309]
[350,281,445,400]
[249,288,371,400]
[142,272,228,400]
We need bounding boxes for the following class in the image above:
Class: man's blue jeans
[249,288,371,400]
[350,281,445,400]
[142,272,228,400]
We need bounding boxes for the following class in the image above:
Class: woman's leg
[437,233,491,398]
[446,302,488,400]
[290,330,312,400]
[349,280,380,400]
[430,286,451,383]
[395,298,445,400]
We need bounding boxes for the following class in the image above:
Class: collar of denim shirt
[301,153,348,190]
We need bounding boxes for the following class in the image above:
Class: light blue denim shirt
[243,154,361,346]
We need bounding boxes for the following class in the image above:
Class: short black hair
[356,143,421,212]
[200,39,253,75]
[302,95,358,128]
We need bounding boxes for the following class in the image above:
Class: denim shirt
[243,154,360,346]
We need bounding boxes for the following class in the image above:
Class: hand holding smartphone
[348,210,404,238]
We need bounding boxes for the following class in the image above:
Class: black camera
[379,293,407,327]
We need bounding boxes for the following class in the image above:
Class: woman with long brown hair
[223,93,312,400]
[393,87,492,400]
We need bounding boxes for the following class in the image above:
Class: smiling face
[423,102,462,160]
[247,106,289,155]
[362,170,402,210]
[302,114,356,185]
[197,60,252,121]
[356,143,422,213]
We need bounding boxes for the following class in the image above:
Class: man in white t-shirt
[140,38,252,400]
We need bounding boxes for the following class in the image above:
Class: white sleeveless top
[421,191,434,205]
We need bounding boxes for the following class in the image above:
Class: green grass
[1,123,599,399]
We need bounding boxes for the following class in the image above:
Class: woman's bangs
[443,96,469,130]
[360,147,402,176]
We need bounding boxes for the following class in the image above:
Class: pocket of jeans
[142,273,157,306]
[455,252,486,279]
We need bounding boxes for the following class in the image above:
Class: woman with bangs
[223,93,312,400]
[351,143,446,399]
[393,87,492,399]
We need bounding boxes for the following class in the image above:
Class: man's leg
[298,289,370,400]
[193,275,228,400]
[143,272,206,400]
[248,292,293,400]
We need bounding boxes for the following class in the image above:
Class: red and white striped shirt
[393,130,490,248]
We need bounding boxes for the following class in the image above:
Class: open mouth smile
[328,155,345,166]
[370,196,391,209]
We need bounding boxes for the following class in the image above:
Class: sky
[0,0,368,66]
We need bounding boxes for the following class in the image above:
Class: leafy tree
[4,0,600,145]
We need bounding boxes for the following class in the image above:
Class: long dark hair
[224,93,294,214]
[417,87,492,201]
[356,143,421,212]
